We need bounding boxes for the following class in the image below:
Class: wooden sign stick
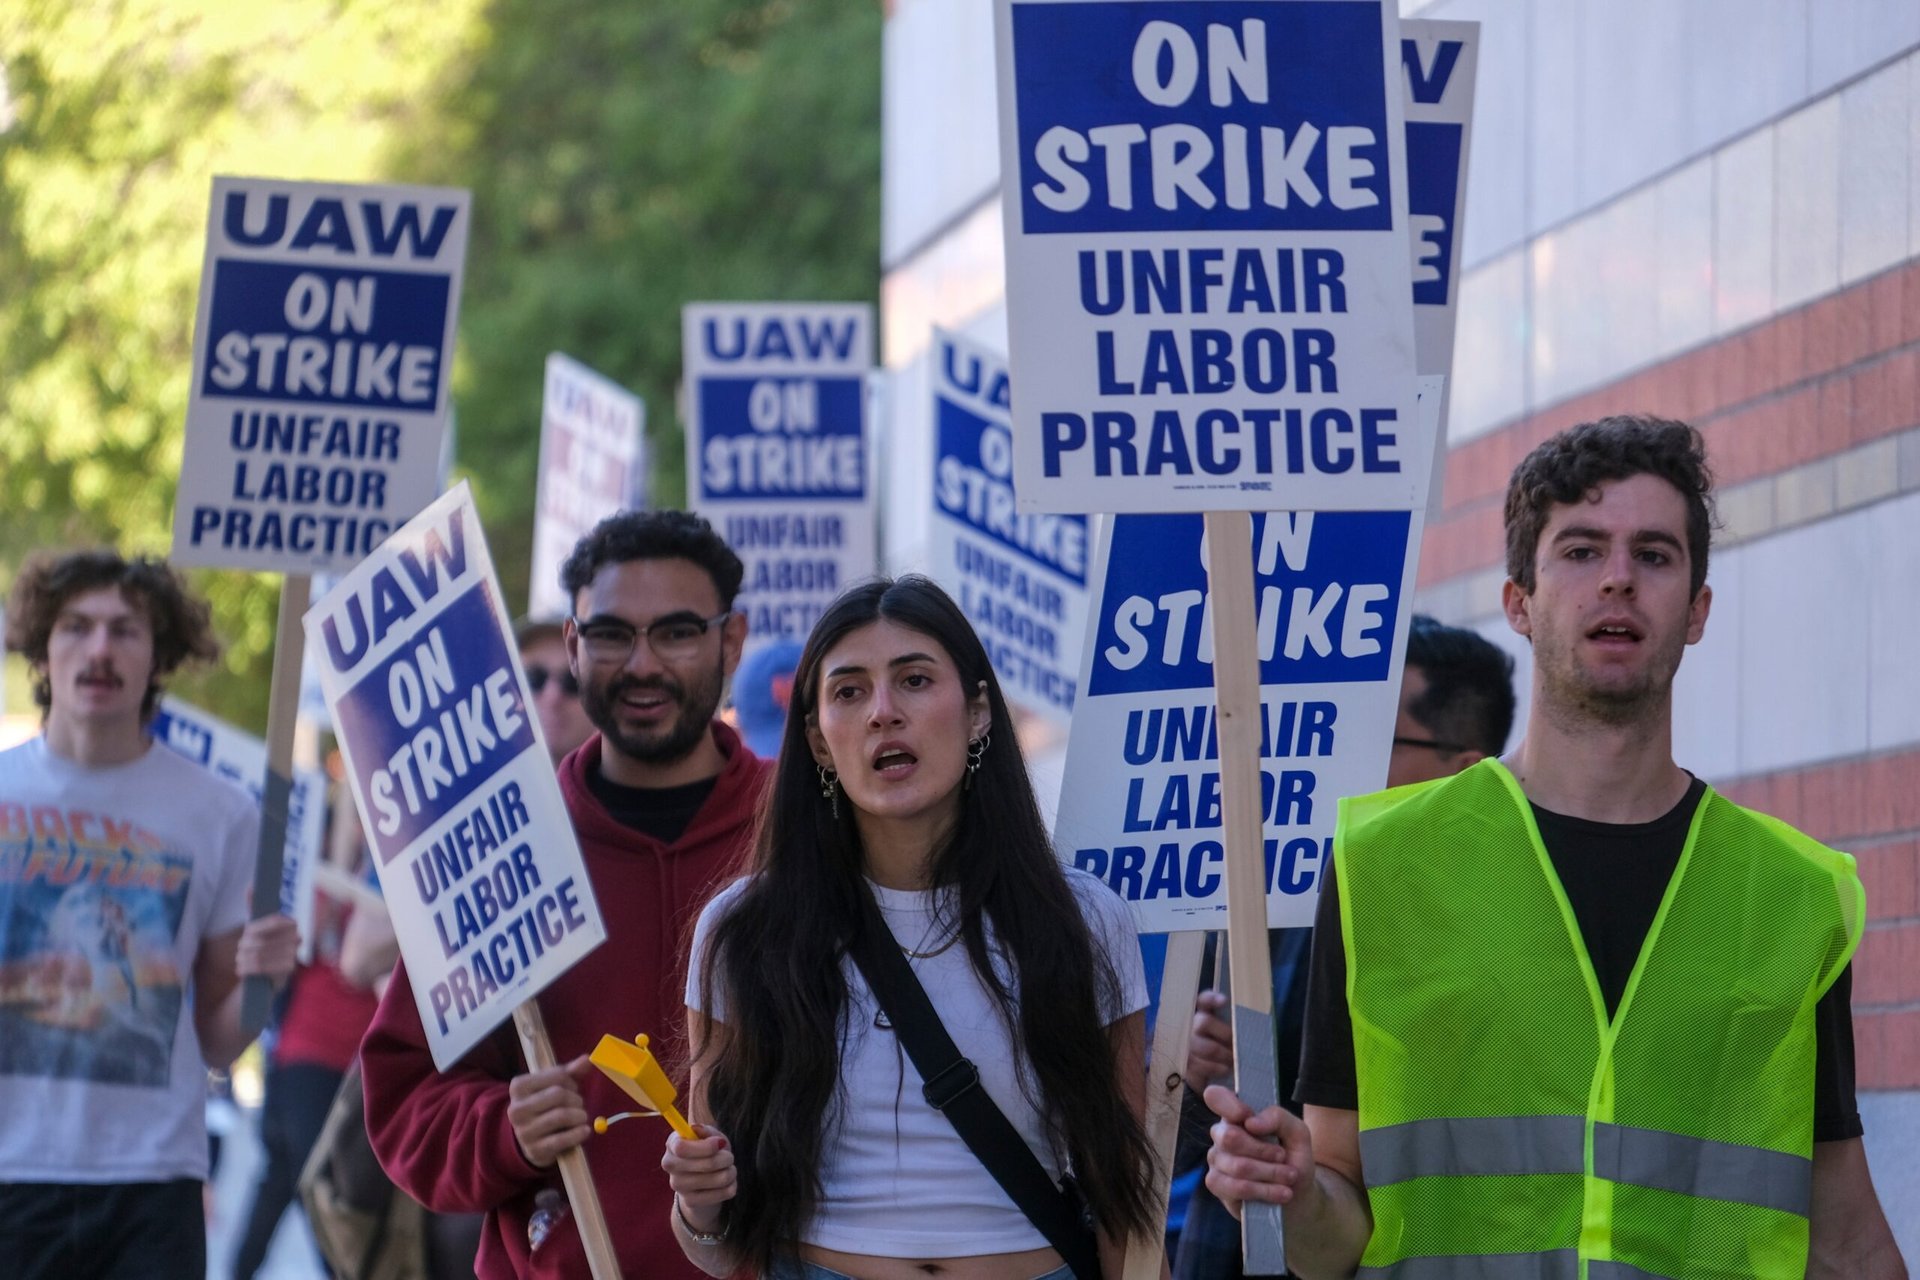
[1201,510,1285,1274]
[242,572,309,1032]
[514,1000,624,1280]
[1123,929,1207,1280]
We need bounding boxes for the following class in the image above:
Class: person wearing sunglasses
[360,510,774,1280]
[516,615,595,767]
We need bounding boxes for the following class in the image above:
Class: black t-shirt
[585,768,719,844]
[1294,777,1862,1143]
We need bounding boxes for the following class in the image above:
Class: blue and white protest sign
[683,303,877,649]
[994,0,1420,514]
[150,697,327,955]
[529,354,647,618]
[304,483,606,1069]
[1053,378,1443,931]
[173,176,472,574]
[927,329,1089,726]
[1401,19,1478,513]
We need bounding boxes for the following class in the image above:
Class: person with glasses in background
[359,510,774,1280]
[516,615,595,766]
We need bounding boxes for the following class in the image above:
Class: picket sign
[306,483,616,1271]
[172,175,471,1030]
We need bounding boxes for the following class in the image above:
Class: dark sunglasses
[525,664,579,697]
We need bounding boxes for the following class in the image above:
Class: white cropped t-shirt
[685,868,1147,1258]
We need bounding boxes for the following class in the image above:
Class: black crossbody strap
[846,887,1101,1280]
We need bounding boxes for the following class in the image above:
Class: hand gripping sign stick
[514,1002,624,1280]
[1205,510,1287,1272]
[1122,931,1206,1280]
[241,572,310,1031]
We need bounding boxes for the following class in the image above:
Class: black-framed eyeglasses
[1393,735,1468,755]
[524,665,579,697]
[571,610,733,665]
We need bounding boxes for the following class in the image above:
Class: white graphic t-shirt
[0,737,255,1183]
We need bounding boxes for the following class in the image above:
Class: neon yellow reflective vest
[1336,760,1862,1280]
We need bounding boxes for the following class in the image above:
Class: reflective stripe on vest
[1357,1252,1580,1280]
[1356,1256,1692,1280]
[1361,1115,1813,1215]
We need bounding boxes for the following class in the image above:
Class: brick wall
[1424,256,1920,588]
[1422,256,1920,1091]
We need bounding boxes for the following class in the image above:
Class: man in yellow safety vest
[1203,416,1906,1279]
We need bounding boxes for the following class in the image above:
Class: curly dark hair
[5,550,220,720]
[1504,415,1716,597]
[557,509,744,611]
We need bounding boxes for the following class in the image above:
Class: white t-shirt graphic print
[0,738,254,1183]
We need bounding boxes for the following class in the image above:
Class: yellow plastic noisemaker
[589,1033,697,1139]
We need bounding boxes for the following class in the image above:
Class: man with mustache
[0,550,299,1279]
[360,510,774,1279]
[1203,418,1904,1278]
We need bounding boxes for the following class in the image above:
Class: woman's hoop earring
[964,733,990,791]
[817,763,840,819]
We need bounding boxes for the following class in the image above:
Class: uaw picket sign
[174,177,471,574]
[994,0,1420,513]
[1056,504,1416,931]
[529,354,647,618]
[305,484,606,1069]
[1400,18,1479,512]
[926,328,1089,726]
[683,303,877,651]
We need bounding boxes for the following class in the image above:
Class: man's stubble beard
[1532,614,1687,732]
[584,651,726,767]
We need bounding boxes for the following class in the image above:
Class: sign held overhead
[994,0,1421,514]
[174,177,472,574]
[683,303,877,650]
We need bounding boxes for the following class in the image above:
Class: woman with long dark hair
[664,576,1158,1279]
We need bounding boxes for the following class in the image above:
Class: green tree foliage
[0,0,880,729]
[405,0,882,611]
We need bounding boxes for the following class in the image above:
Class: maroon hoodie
[360,723,771,1279]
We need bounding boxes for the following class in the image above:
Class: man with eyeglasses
[517,616,595,766]
[1175,615,1516,1279]
[360,510,774,1280]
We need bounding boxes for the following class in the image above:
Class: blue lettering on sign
[697,376,866,501]
[425,868,593,1036]
[200,261,451,410]
[1088,510,1406,696]
[151,710,214,766]
[1406,122,1460,307]
[1400,36,1462,105]
[223,191,461,261]
[936,396,1088,585]
[1012,1,1393,235]
[1073,834,1326,900]
[331,583,536,864]
[320,507,471,671]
